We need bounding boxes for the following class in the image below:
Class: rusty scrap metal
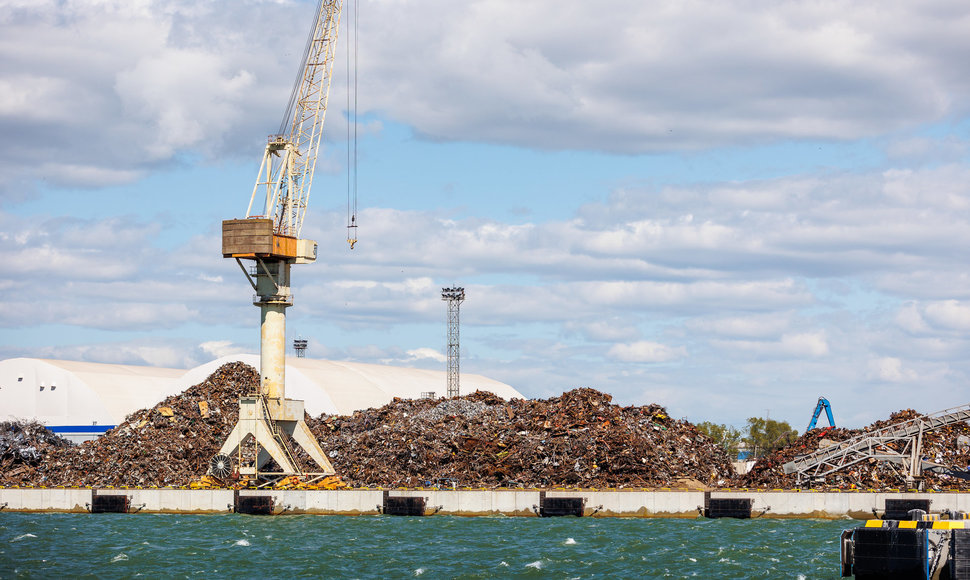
[308,387,736,489]
[12,361,966,492]
[741,409,970,490]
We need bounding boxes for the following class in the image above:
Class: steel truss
[783,403,970,485]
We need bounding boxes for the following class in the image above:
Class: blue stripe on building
[47,425,115,434]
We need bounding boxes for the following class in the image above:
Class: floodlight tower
[441,287,465,398]
[293,338,308,358]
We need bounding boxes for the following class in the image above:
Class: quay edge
[4,488,970,518]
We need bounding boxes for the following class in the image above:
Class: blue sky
[2,0,970,429]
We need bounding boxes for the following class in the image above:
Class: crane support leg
[219,400,298,474]
[217,395,336,477]
[291,419,335,473]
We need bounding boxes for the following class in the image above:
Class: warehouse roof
[175,354,523,416]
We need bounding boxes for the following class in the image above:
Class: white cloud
[714,332,829,358]
[361,0,970,151]
[114,49,255,158]
[923,300,970,331]
[0,0,307,195]
[199,340,244,360]
[882,166,970,211]
[780,332,830,357]
[606,341,687,363]
[866,357,918,382]
[24,341,195,369]
[0,75,79,122]
[563,319,640,342]
[4,0,970,195]
[876,269,970,301]
[688,314,792,339]
[0,214,161,280]
[886,136,968,164]
[404,348,446,363]
[573,279,811,311]
[895,303,931,334]
[894,300,970,335]
[59,303,199,331]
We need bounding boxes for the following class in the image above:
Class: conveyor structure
[784,403,970,486]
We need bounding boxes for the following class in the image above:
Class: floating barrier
[840,511,970,578]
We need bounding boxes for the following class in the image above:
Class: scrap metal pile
[741,410,970,490]
[1,362,736,489]
[310,387,736,488]
[6,360,969,492]
[0,420,74,485]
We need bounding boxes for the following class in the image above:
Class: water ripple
[0,513,850,578]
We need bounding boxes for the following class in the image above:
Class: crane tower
[213,0,345,481]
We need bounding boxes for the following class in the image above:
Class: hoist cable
[346,0,351,228]
[345,0,359,247]
[353,0,359,222]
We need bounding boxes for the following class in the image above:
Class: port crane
[805,397,835,433]
[211,0,352,482]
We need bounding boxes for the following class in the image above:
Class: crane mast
[215,0,344,482]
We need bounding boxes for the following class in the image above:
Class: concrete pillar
[260,303,287,399]
[255,260,291,400]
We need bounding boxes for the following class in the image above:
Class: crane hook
[347,214,358,250]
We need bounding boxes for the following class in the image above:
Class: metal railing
[257,395,301,476]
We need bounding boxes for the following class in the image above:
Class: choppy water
[1,513,850,578]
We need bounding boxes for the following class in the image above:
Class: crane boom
[247,0,342,238]
[806,397,836,432]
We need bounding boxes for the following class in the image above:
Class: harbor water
[2,513,849,578]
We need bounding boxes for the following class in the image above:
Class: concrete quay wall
[2,488,969,518]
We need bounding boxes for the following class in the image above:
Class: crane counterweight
[222,219,317,263]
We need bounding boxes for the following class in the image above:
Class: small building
[0,355,523,442]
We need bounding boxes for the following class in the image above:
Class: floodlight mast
[216,0,344,481]
[441,287,465,398]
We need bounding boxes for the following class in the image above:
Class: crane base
[216,395,335,478]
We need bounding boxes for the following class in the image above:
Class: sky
[1,0,969,429]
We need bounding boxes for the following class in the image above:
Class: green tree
[696,421,743,459]
[744,417,798,458]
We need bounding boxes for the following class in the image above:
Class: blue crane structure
[806,397,835,433]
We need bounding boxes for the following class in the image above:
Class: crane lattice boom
[246,0,342,238]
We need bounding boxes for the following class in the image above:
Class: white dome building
[176,354,522,416]
[0,356,522,442]
[0,358,186,442]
